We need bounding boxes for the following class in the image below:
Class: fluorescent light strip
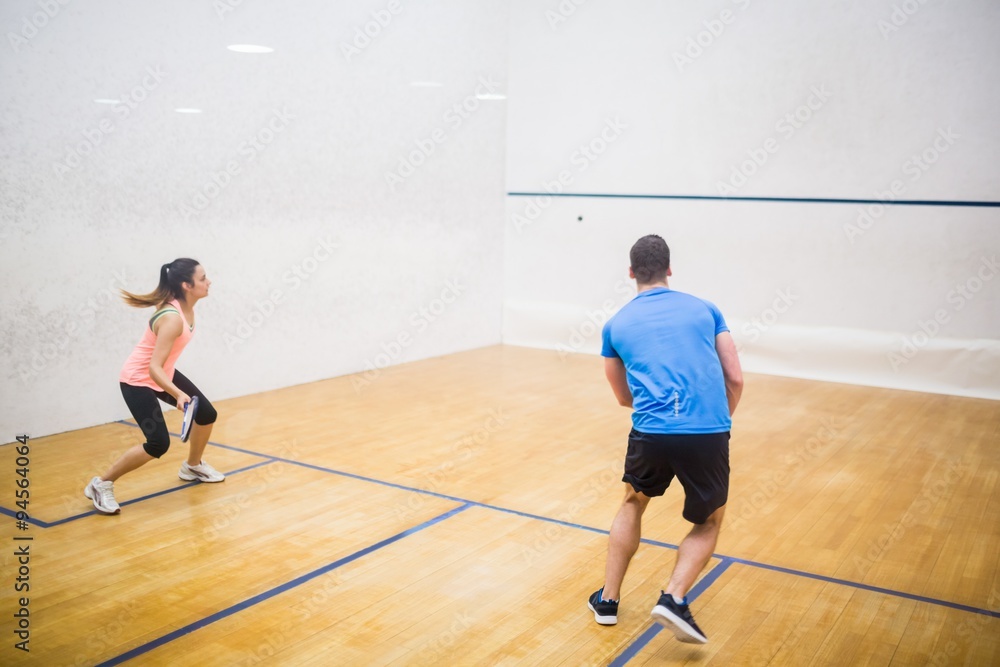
[227,44,274,54]
[94,98,120,105]
[475,93,506,100]
[175,108,203,114]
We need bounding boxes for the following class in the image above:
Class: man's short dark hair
[630,235,670,284]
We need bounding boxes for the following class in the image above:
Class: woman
[85,258,224,515]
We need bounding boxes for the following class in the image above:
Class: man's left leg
[588,485,651,625]
[603,486,652,599]
[650,505,725,644]
[650,431,730,644]
[665,504,725,600]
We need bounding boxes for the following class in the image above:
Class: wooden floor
[1,345,998,666]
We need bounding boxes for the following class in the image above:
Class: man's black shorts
[623,429,730,524]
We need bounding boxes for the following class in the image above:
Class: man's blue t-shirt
[601,287,731,434]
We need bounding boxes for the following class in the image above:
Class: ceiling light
[227,44,274,54]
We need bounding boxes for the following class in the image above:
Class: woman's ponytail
[121,258,199,308]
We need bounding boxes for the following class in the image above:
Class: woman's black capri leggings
[120,370,218,458]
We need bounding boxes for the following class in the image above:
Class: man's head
[629,234,671,285]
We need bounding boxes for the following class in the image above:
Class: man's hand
[715,332,743,416]
[604,356,633,408]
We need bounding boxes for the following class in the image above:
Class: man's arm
[604,356,632,408]
[715,331,743,416]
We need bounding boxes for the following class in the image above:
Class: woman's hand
[175,391,192,410]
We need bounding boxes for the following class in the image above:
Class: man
[588,234,743,644]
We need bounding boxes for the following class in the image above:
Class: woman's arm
[149,314,190,407]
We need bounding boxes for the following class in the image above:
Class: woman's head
[121,258,209,308]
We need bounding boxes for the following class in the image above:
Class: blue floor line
[468,501,615,537]
[33,421,1000,622]
[113,420,274,459]
[0,505,48,528]
[727,556,1000,619]
[609,559,735,666]
[198,434,666,543]
[96,502,472,667]
[0,459,276,528]
[223,452,1000,619]
[639,536,681,550]
[228,448,475,506]
[267,458,1000,619]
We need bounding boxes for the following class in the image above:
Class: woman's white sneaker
[178,461,225,483]
[84,477,121,514]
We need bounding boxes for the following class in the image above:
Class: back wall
[502,0,1000,399]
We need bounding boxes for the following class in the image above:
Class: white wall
[4,0,998,444]
[503,0,1000,399]
[0,0,510,438]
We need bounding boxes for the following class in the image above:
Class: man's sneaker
[651,592,708,644]
[179,461,225,483]
[85,477,121,515]
[588,588,619,625]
